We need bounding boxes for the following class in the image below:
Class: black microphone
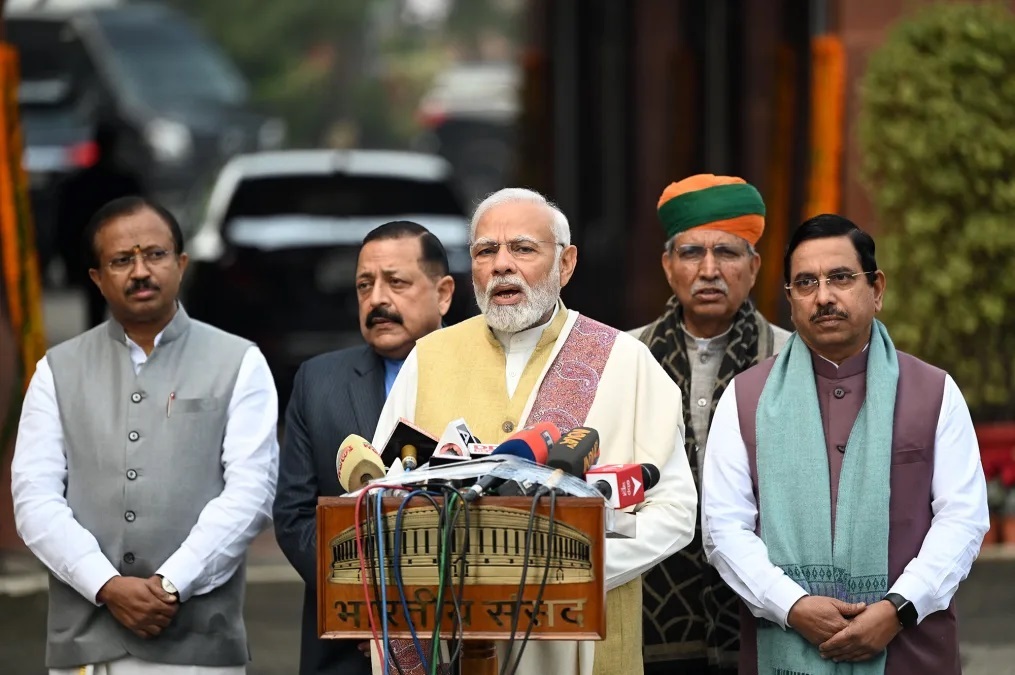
[496,478,538,497]
[546,427,601,477]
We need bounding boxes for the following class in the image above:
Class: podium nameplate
[317,496,606,640]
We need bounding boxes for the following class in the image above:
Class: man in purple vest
[700,214,988,674]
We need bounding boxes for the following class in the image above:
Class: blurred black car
[5,1,285,273]
[414,61,520,206]
[182,149,478,408]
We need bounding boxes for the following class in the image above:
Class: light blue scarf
[755,321,898,674]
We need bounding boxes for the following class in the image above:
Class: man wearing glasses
[633,174,788,675]
[373,187,698,675]
[12,196,279,674]
[702,214,987,674]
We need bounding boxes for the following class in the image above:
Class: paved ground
[1,539,1014,674]
[4,288,1010,673]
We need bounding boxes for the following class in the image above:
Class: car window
[6,19,90,109]
[224,175,464,221]
[219,173,470,266]
[93,8,248,107]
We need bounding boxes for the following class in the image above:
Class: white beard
[474,257,561,333]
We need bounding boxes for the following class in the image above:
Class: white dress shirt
[701,375,988,628]
[12,328,279,607]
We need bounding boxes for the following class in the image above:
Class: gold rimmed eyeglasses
[785,271,872,298]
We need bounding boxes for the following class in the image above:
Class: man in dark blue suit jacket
[273,221,455,675]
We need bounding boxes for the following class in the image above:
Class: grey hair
[470,188,571,247]
[664,235,757,257]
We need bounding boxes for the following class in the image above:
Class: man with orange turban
[632,175,789,674]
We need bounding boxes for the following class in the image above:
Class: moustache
[486,274,530,298]
[690,279,729,296]
[366,307,403,327]
[811,306,848,322]
[126,279,159,295]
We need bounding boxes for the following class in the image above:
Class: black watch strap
[884,592,917,628]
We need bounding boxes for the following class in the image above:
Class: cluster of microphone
[335,418,662,672]
[335,417,660,509]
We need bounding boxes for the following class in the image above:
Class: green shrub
[858,2,1015,422]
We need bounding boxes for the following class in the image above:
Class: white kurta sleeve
[887,375,989,622]
[602,342,698,591]
[371,347,419,448]
[701,380,808,628]
[12,357,121,605]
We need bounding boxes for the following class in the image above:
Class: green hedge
[858,2,1015,422]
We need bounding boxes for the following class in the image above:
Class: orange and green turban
[656,174,766,246]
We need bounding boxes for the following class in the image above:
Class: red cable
[353,484,406,662]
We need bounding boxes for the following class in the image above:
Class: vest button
[697,397,708,407]
[123,552,135,564]
[130,392,143,404]
[124,510,136,523]
[502,420,515,433]
[126,469,138,480]
[128,431,140,442]
[833,387,846,399]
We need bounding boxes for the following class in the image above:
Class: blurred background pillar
[0,0,47,556]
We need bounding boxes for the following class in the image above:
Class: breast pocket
[169,396,230,474]
[889,446,933,526]
[175,395,228,414]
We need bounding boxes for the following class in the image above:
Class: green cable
[430,493,455,675]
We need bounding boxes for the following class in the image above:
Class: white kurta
[370,309,698,675]
[49,657,245,675]
[701,376,989,627]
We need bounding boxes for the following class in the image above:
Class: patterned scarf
[640,296,772,670]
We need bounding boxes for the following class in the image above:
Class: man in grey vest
[12,196,279,674]
[702,214,988,674]
[272,220,455,675]
[631,174,788,675]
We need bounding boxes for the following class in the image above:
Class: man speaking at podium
[373,187,698,675]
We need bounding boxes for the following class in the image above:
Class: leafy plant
[858,2,1015,422]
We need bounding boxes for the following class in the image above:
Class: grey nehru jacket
[45,308,252,669]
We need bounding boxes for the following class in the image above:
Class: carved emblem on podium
[328,504,594,585]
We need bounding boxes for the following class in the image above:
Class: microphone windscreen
[546,426,601,476]
[492,422,560,464]
[337,434,386,492]
[642,463,661,491]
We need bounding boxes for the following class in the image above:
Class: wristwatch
[884,593,917,628]
[158,575,180,601]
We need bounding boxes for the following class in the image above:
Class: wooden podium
[317,495,606,674]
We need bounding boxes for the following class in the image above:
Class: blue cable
[376,492,389,675]
[394,490,432,671]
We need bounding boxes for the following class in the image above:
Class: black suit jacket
[273,345,385,675]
